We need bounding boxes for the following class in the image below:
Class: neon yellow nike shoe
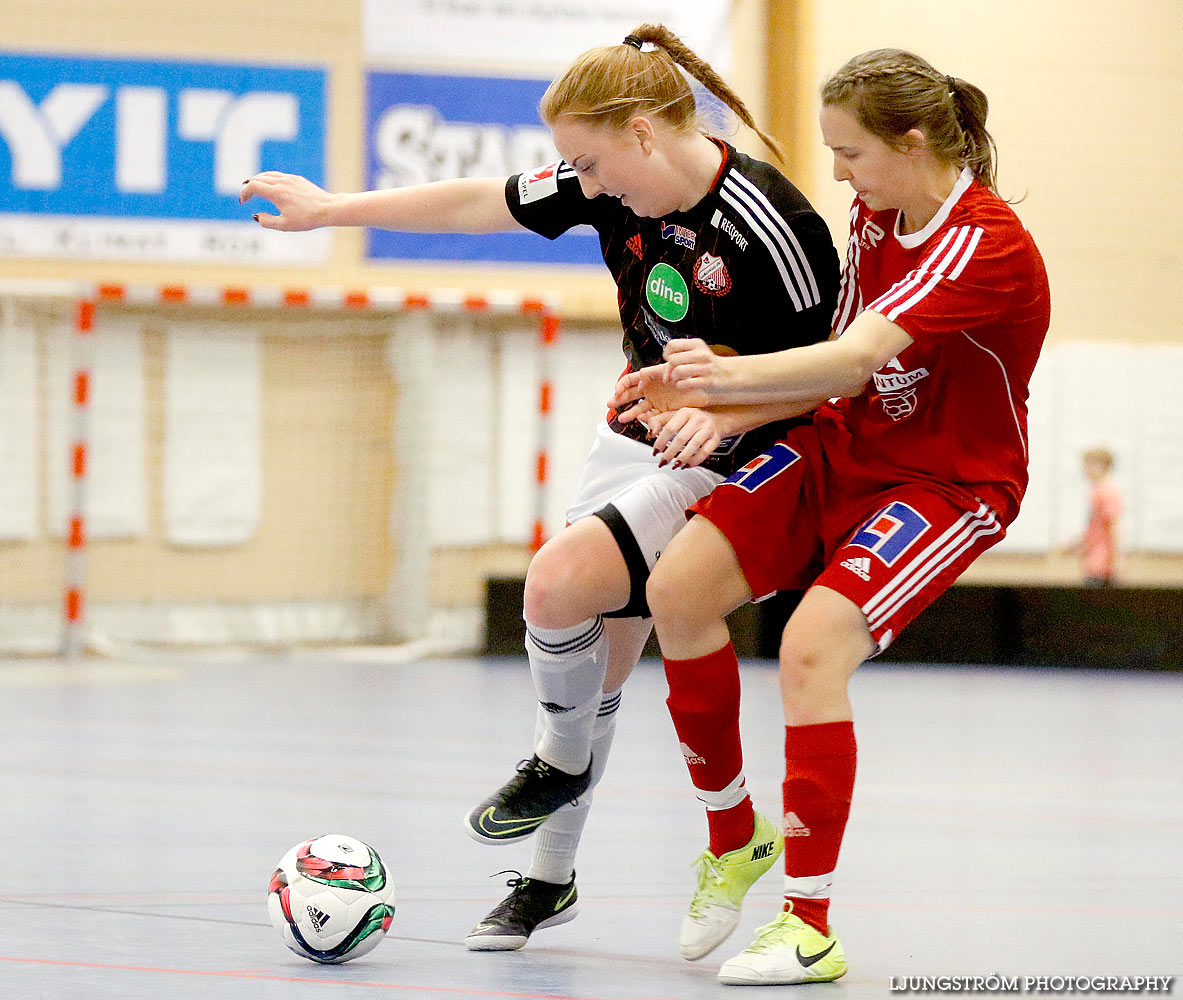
[678,811,784,960]
[716,910,847,984]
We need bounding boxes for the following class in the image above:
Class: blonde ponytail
[541,23,784,162]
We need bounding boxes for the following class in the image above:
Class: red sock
[664,644,753,856]
[782,721,857,934]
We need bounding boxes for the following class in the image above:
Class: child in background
[1077,447,1122,586]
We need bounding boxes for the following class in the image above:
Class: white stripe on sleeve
[720,173,821,311]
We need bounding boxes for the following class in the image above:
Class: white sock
[528,688,621,884]
[526,616,608,774]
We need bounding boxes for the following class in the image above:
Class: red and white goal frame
[0,278,560,660]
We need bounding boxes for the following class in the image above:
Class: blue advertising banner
[0,52,328,263]
[365,70,602,266]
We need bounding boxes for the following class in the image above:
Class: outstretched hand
[240,172,334,231]
[608,337,726,425]
[605,338,736,469]
[609,363,710,426]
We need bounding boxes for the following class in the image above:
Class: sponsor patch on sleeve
[518,161,562,205]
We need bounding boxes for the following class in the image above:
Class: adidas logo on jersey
[680,742,706,765]
[840,556,872,581]
[784,811,812,838]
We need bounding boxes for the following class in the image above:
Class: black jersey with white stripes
[506,140,839,474]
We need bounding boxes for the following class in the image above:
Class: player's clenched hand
[240,172,335,232]
[648,408,724,468]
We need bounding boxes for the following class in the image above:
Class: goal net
[0,281,615,658]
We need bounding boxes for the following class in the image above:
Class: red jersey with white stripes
[827,169,1051,522]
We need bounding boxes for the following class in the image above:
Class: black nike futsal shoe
[464,870,579,950]
[463,755,593,844]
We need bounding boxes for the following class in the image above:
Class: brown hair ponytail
[540,23,784,162]
[821,49,999,193]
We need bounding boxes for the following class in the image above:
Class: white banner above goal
[362,0,733,74]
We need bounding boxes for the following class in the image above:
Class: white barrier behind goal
[0,281,622,658]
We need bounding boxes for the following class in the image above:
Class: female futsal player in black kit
[241,22,839,958]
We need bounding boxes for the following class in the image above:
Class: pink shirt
[1082,479,1122,580]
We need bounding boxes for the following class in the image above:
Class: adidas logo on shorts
[680,742,706,765]
[840,555,872,581]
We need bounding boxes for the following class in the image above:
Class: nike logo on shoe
[476,807,547,839]
[796,941,837,968]
[750,841,777,861]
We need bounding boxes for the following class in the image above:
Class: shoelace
[746,912,802,953]
[507,758,583,809]
[686,851,725,918]
[491,868,528,892]
[503,760,546,805]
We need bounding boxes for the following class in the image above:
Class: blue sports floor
[1,652,1180,999]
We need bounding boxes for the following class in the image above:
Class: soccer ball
[267,834,396,964]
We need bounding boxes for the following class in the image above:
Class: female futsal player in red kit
[615,47,1051,984]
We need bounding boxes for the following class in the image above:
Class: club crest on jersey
[859,218,885,249]
[518,161,560,205]
[660,221,696,249]
[872,357,930,421]
[848,501,930,566]
[694,252,732,296]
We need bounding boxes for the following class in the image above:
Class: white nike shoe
[717,910,847,985]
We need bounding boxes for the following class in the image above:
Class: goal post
[0,279,561,659]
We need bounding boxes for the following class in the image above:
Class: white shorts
[566,420,723,575]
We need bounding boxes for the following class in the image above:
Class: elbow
[831,345,880,398]
[832,372,872,399]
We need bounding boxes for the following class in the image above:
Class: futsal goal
[0,278,621,659]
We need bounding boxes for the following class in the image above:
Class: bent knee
[523,547,580,622]
[777,628,867,705]
[778,641,831,686]
[523,525,633,625]
[648,521,749,628]
[644,559,683,627]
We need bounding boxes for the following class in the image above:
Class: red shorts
[691,415,1008,653]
